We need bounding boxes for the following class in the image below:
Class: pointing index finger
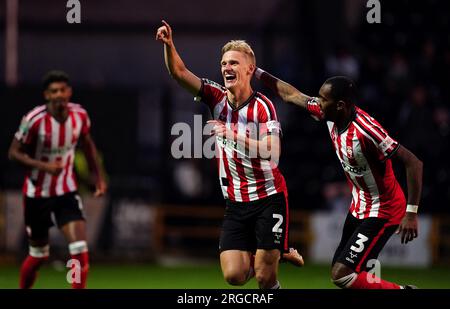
[161,20,171,33]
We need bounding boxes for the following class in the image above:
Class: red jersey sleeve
[79,110,91,136]
[356,112,400,161]
[306,97,325,121]
[14,116,38,145]
[368,126,399,161]
[195,78,226,111]
[257,95,282,137]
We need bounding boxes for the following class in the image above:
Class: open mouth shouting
[224,71,237,87]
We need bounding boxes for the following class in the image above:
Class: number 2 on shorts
[272,214,283,233]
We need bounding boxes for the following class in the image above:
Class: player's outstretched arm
[155,20,201,96]
[79,133,107,197]
[393,145,423,244]
[8,138,63,175]
[254,68,311,109]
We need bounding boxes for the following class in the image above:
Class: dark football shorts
[219,191,289,253]
[23,192,85,241]
[332,212,398,273]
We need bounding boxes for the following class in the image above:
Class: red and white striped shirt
[199,79,287,202]
[307,99,406,224]
[15,103,91,198]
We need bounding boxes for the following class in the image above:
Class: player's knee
[223,269,248,286]
[331,263,354,281]
[29,238,49,248]
[331,263,357,288]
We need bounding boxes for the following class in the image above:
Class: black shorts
[24,192,85,241]
[332,212,398,273]
[219,192,289,253]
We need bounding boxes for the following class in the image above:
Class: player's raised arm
[254,68,311,109]
[392,145,423,244]
[155,20,201,96]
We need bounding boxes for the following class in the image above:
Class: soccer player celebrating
[8,70,107,289]
[156,20,303,289]
[255,70,423,289]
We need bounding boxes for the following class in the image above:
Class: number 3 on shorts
[350,233,369,253]
[272,214,283,233]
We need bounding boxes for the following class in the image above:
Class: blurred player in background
[8,70,107,289]
[156,20,303,289]
[256,69,423,289]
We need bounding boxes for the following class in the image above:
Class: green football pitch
[1,263,449,289]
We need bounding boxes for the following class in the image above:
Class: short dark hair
[42,70,70,90]
[324,76,357,105]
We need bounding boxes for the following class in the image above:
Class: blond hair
[221,40,256,65]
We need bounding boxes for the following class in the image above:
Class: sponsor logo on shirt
[42,144,75,155]
[341,161,367,175]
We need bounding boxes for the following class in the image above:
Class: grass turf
[1,263,449,289]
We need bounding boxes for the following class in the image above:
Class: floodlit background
[0,0,449,288]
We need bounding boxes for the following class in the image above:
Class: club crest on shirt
[347,147,353,159]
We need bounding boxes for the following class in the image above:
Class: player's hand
[41,161,64,175]
[208,120,227,136]
[155,20,173,45]
[207,120,233,139]
[396,212,418,244]
[94,178,107,197]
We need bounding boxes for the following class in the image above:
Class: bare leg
[254,249,280,289]
[220,250,253,286]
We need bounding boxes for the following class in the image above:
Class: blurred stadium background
[1,0,450,288]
